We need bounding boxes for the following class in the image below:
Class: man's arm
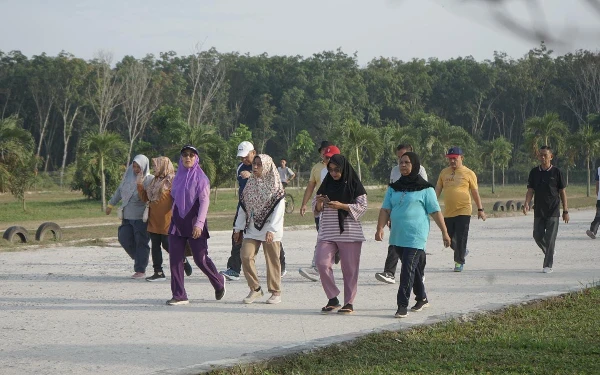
[523,188,534,214]
[435,184,442,198]
[289,168,296,181]
[470,188,486,221]
[559,188,569,223]
[596,181,599,198]
[300,181,317,216]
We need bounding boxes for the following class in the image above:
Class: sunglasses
[328,167,341,173]
[181,152,196,158]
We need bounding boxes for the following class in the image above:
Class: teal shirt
[382,187,441,250]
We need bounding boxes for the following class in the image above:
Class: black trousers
[533,216,559,268]
[383,245,426,278]
[395,246,427,308]
[444,215,471,265]
[590,201,600,234]
[150,232,169,273]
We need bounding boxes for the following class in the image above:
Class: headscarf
[241,154,285,231]
[316,154,367,234]
[146,157,175,202]
[170,151,209,218]
[389,152,433,192]
[118,154,150,207]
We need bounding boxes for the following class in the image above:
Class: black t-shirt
[527,165,566,218]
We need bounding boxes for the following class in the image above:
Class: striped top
[312,194,368,242]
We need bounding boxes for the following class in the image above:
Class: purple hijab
[170,155,209,218]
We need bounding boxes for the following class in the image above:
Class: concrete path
[0,209,599,375]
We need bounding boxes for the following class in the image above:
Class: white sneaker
[281,269,287,278]
[266,294,281,304]
[243,288,264,304]
[298,267,319,282]
[543,267,553,273]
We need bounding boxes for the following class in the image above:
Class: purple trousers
[169,235,224,300]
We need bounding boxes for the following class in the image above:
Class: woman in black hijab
[313,154,368,315]
[375,152,450,318]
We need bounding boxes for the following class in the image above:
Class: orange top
[138,184,173,235]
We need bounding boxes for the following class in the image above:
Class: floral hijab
[240,154,285,231]
[146,157,175,202]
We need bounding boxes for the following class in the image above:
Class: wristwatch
[477,208,484,212]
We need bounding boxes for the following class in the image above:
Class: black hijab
[316,154,367,233]
[389,152,433,192]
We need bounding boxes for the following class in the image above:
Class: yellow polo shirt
[310,161,326,191]
[436,166,478,218]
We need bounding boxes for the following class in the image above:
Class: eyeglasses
[328,167,341,173]
[181,152,195,158]
[399,161,412,165]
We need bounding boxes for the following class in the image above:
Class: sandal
[337,303,354,315]
[321,304,341,313]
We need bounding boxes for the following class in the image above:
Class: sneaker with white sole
[586,230,596,239]
[220,268,240,281]
[281,269,287,278]
[543,267,553,273]
[375,272,395,284]
[395,306,408,318]
[298,267,319,282]
[166,298,189,305]
[266,294,281,304]
[131,272,146,279]
[146,272,166,282]
[411,298,429,312]
[243,288,264,304]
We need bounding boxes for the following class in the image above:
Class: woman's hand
[232,231,241,243]
[326,201,346,210]
[105,207,112,215]
[375,228,385,242]
[192,226,202,239]
[442,232,451,248]
[239,170,251,179]
[265,231,274,243]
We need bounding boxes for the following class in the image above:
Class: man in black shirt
[522,146,569,273]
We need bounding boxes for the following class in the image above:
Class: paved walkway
[0,210,599,375]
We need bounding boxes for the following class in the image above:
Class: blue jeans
[395,246,427,308]
[118,219,150,273]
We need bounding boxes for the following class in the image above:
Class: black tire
[35,222,62,241]
[505,200,515,211]
[492,201,505,212]
[285,193,295,214]
[516,201,523,210]
[2,226,30,243]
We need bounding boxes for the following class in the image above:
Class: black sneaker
[375,272,395,284]
[215,285,226,301]
[146,272,166,282]
[395,306,408,318]
[184,258,193,276]
[411,298,429,312]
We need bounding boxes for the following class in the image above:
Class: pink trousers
[315,240,362,305]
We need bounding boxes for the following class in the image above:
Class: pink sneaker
[131,272,146,279]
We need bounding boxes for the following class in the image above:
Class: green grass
[207,287,600,375]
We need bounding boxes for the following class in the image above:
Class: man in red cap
[435,146,485,272]
[298,143,340,281]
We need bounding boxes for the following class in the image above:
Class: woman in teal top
[375,152,450,318]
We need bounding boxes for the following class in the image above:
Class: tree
[255,93,276,153]
[88,51,122,133]
[572,115,600,196]
[335,118,381,181]
[290,130,315,187]
[186,46,226,127]
[523,113,569,157]
[81,131,128,211]
[0,116,34,192]
[120,59,161,164]
[482,136,513,193]
[28,54,57,161]
[7,154,39,211]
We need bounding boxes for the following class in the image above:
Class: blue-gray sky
[1,0,599,63]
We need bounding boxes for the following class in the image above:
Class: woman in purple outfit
[166,145,226,305]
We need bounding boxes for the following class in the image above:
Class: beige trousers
[241,239,281,293]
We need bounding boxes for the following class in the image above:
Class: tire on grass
[505,200,515,211]
[516,201,523,210]
[493,201,505,212]
[2,226,30,243]
[35,222,62,242]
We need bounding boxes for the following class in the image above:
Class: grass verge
[207,287,600,375]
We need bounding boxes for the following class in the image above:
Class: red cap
[324,145,340,158]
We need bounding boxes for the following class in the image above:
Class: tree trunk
[355,146,362,181]
[502,166,505,186]
[587,156,591,197]
[491,163,495,194]
[101,155,107,211]
[60,135,70,188]
[126,141,134,167]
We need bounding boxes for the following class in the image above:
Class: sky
[1,0,599,64]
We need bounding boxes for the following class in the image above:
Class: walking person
[277,158,296,188]
[298,142,340,281]
[166,145,225,305]
[137,156,192,281]
[234,154,286,304]
[522,145,569,273]
[221,142,287,280]
[314,154,367,315]
[375,144,428,284]
[586,164,600,239]
[106,154,152,279]
[435,147,486,272]
[375,152,450,318]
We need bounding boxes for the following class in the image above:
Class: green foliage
[290,130,315,172]
[7,154,40,211]
[0,116,35,193]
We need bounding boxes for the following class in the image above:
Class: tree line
[1,42,600,209]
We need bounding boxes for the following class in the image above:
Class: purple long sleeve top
[169,184,210,239]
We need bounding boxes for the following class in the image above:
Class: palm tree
[481,137,513,193]
[524,113,569,157]
[0,117,34,192]
[571,123,600,197]
[336,119,381,180]
[82,131,127,211]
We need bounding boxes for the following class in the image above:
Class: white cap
[237,141,254,157]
